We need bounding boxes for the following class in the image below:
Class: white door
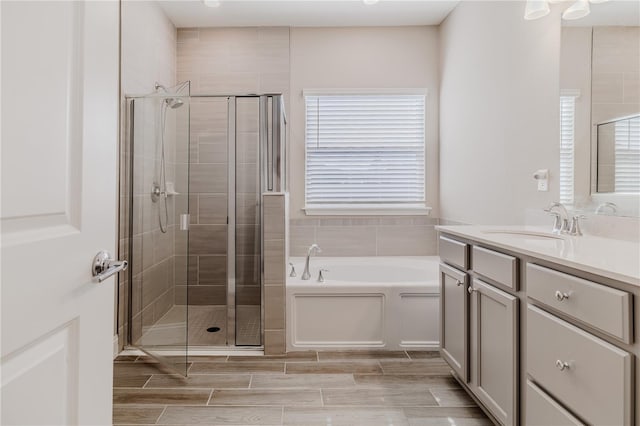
[1,1,120,425]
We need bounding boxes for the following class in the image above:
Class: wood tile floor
[113,350,492,426]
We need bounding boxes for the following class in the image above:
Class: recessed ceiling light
[203,0,221,7]
[363,0,380,5]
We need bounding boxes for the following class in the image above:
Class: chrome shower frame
[122,91,287,353]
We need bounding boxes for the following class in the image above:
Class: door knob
[92,251,128,282]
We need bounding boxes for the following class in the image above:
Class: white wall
[439,1,561,225]
[121,1,176,95]
[289,26,440,220]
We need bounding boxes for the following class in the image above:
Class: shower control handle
[92,251,128,283]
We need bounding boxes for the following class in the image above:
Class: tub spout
[302,244,321,280]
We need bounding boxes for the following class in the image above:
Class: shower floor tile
[113,350,491,425]
[137,304,262,347]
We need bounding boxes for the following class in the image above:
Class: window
[304,92,427,214]
[614,115,640,193]
[559,94,576,204]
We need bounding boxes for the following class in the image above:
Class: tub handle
[318,268,329,283]
[289,262,297,278]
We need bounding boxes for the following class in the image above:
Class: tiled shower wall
[175,98,229,307]
[591,26,640,193]
[118,1,177,349]
[289,217,439,257]
[176,27,290,308]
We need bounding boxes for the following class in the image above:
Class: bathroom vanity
[437,226,639,426]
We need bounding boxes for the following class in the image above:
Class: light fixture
[524,0,551,20]
[203,0,221,7]
[363,0,380,5]
[562,0,590,20]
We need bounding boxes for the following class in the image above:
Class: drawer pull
[555,359,570,371]
[555,290,570,301]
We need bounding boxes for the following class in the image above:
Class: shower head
[165,97,184,109]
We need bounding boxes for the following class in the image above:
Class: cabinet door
[439,263,469,382]
[471,279,518,425]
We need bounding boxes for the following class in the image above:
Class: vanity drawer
[439,235,468,270]
[471,246,518,290]
[527,263,633,343]
[525,380,584,426]
[527,305,632,426]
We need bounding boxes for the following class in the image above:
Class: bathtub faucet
[302,244,322,280]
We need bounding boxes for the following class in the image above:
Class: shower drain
[207,327,221,333]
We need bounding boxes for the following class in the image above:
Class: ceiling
[157,0,461,28]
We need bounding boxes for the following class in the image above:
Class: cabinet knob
[555,359,570,371]
[456,280,464,287]
[555,290,570,302]
[468,286,477,294]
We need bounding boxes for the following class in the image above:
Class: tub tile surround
[112,351,491,425]
[289,216,439,257]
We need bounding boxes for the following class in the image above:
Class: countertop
[436,225,640,287]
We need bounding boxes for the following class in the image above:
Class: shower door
[127,83,190,375]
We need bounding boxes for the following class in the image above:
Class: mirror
[560,3,640,217]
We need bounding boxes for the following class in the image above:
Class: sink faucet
[302,244,321,280]
[544,202,569,234]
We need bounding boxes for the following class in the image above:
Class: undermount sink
[481,230,565,240]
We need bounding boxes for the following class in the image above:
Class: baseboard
[113,334,119,359]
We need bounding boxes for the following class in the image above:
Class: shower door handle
[92,250,128,283]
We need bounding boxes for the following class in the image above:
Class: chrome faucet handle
[317,269,329,283]
[289,262,297,278]
[568,214,586,236]
[545,210,563,233]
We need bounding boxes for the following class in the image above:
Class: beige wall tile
[190,163,227,193]
[189,225,227,255]
[198,141,227,163]
[377,225,437,256]
[264,329,286,355]
[315,226,377,257]
[264,239,285,284]
[265,285,285,329]
[175,285,226,305]
[592,72,624,104]
[198,194,227,224]
[198,255,227,285]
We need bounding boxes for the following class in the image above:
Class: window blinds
[614,116,640,193]
[559,96,576,204]
[305,94,426,206]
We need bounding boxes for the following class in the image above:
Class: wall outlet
[533,169,549,192]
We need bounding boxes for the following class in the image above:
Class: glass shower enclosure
[123,82,286,374]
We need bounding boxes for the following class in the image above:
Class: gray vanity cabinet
[439,263,469,382]
[470,279,518,426]
[439,235,518,425]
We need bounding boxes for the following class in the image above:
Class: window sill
[303,204,432,216]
